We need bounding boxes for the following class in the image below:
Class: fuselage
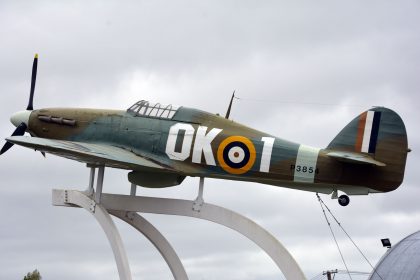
[19,103,403,195]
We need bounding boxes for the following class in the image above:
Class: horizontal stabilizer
[327,151,386,166]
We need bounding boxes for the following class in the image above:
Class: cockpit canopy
[127,100,179,119]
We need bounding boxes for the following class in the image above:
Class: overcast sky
[0,1,419,279]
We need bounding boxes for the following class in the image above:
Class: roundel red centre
[217,136,256,174]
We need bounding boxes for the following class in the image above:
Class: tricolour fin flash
[355,110,382,153]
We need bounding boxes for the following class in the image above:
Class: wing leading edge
[6,136,173,172]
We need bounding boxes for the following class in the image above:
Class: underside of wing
[6,136,174,172]
[326,150,386,166]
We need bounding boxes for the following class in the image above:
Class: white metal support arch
[53,189,306,280]
[53,190,132,280]
[53,190,188,280]
[99,193,307,280]
[109,210,188,280]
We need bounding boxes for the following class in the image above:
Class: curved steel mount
[110,210,188,279]
[52,168,306,280]
[53,189,306,280]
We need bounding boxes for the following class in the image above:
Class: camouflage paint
[23,104,408,195]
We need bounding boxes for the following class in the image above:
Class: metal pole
[198,177,204,198]
[95,166,105,203]
[323,270,337,280]
[88,167,96,195]
[193,177,205,212]
[130,183,136,196]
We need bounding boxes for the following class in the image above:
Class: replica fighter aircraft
[1,55,410,206]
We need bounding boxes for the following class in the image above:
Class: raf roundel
[217,136,256,174]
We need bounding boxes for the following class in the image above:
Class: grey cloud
[1,1,420,279]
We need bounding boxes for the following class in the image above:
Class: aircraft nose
[10,110,31,127]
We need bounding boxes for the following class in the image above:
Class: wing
[326,150,386,166]
[6,136,175,172]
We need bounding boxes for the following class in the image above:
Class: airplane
[1,55,410,206]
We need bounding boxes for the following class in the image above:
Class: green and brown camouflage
[2,55,409,206]
[5,100,409,204]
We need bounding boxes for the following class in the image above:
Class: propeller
[1,54,38,155]
[0,123,27,155]
[27,54,38,110]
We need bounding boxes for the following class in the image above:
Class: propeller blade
[0,142,14,155]
[0,122,27,155]
[26,54,38,110]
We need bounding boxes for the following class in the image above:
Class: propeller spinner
[0,54,38,155]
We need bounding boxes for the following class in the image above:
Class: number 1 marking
[260,137,275,173]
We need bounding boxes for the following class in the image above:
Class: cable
[317,193,353,280]
[309,273,323,280]
[310,273,327,280]
[318,195,384,280]
[339,270,371,276]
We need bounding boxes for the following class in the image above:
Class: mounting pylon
[52,166,306,280]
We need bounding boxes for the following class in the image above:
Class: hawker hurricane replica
[1,55,410,206]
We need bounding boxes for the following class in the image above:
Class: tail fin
[327,107,409,192]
